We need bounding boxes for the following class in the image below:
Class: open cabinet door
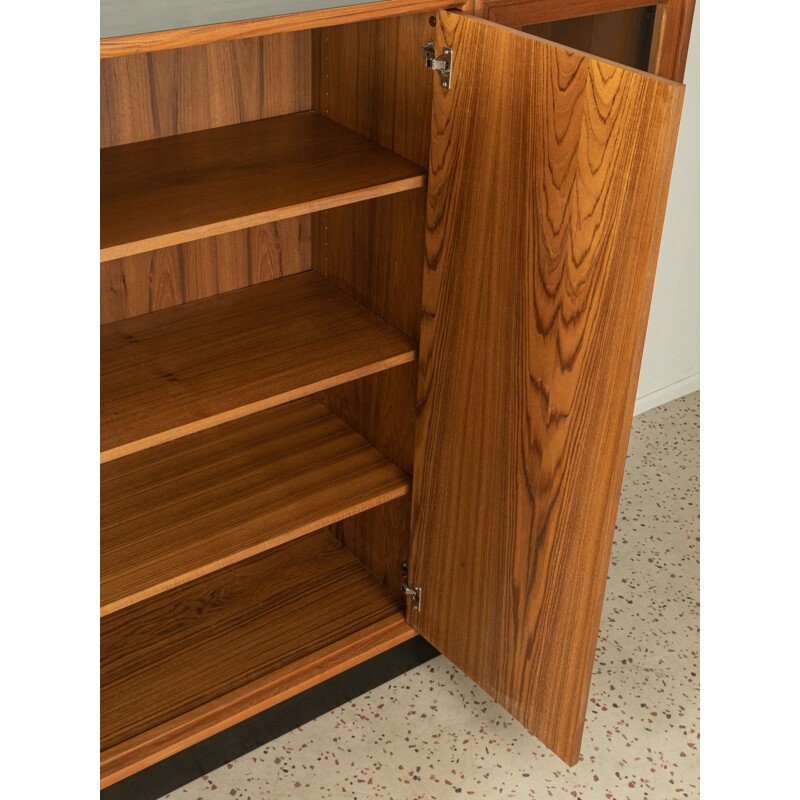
[408,10,684,765]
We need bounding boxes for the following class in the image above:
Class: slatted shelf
[101,271,417,462]
[100,111,427,261]
[100,529,414,787]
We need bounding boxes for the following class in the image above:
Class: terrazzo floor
[161,392,700,800]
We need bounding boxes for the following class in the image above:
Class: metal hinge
[400,562,422,611]
[422,40,453,90]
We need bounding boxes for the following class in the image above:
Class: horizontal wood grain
[100,219,311,325]
[482,0,656,27]
[100,111,426,261]
[100,0,461,58]
[102,397,411,616]
[101,530,412,786]
[101,271,416,462]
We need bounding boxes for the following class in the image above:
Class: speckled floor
[161,392,699,800]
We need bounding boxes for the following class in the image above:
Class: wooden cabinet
[100,0,694,789]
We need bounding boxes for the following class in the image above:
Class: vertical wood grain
[409,11,683,765]
[648,0,695,81]
[332,496,412,604]
[311,9,431,592]
[312,189,425,477]
[100,32,312,147]
[313,13,434,168]
[313,190,425,340]
[100,218,310,324]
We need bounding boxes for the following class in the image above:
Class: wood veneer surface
[101,0,461,57]
[100,111,426,260]
[102,397,411,615]
[101,271,416,462]
[410,10,683,765]
[100,32,311,148]
[522,5,655,71]
[101,530,409,777]
[313,12,434,168]
[100,219,311,325]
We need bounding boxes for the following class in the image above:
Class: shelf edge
[100,614,415,788]
[100,174,426,263]
[101,478,411,617]
[101,349,416,463]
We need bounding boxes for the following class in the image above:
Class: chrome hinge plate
[400,561,422,611]
[422,40,453,90]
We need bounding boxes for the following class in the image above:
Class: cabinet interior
[519,5,658,72]
[100,13,434,786]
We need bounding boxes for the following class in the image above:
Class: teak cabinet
[100,0,694,789]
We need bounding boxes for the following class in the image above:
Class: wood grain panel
[332,496,412,603]
[312,184,425,475]
[481,0,655,26]
[101,530,412,784]
[100,32,311,148]
[101,271,416,461]
[314,189,425,340]
[648,0,694,81]
[481,0,695,82]
[100,0,461,59]
[101,614,414,787]
[316,362,417,474]
[311,176,425,475]
[102,397,411,615]
[100,218,310,324]
[521,6,656,71]
[410,11,683,765]
[313,13,434,167]
[101,112,426,261]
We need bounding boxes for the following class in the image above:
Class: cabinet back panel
[100,218,311,325]
[100,32,312,148]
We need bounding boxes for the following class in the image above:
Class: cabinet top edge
[101,0,463,58]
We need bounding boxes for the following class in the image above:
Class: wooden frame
[476,0,695,80]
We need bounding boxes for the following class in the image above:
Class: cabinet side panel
[313,190,425,341]
[101,32,312,147]
[311,189,425,594]
[332,497,412,604]
[312,189,424,474]
[101,218,311,325]
[313,13,433,167]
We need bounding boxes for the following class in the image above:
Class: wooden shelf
[101,397,411,616]
[101,271,416,462]
[100,530,414,787]
[100,111,426,261]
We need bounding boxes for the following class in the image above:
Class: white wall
[634,12,700,415]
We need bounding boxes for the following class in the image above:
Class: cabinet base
[100,636,438,800]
